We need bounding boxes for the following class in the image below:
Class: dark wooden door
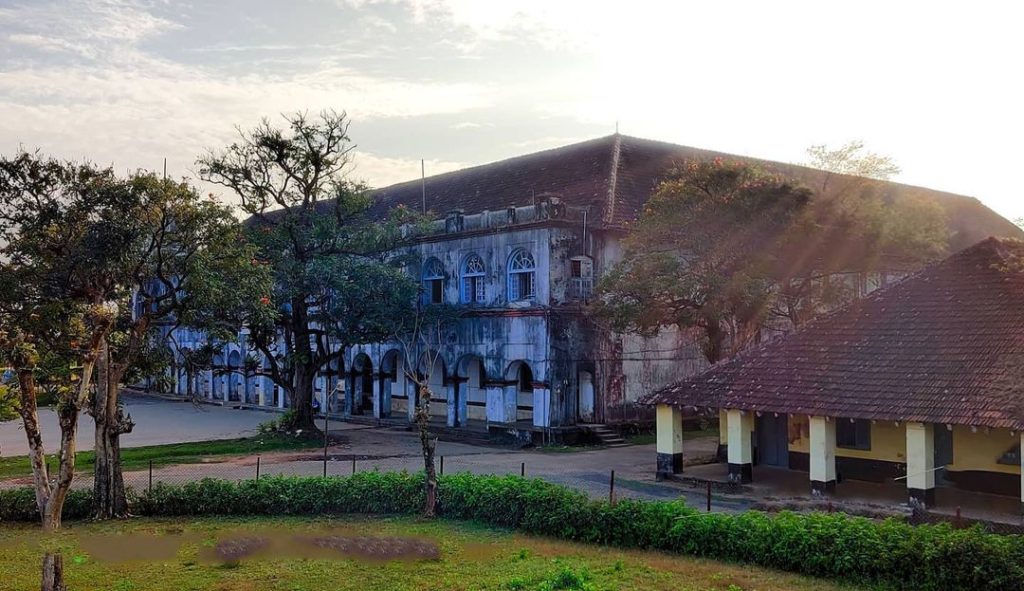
[756,414,790,467]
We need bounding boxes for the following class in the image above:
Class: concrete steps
[584,424,629,447]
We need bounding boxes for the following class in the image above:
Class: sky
[0,0,1021,220]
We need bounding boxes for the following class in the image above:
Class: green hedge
[3,473,1023,590]
[0,487,93,522]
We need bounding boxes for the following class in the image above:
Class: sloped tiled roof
[363,134,1021,249]
[644,237,1024,430]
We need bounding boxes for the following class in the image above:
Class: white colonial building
[158,134,1020,443]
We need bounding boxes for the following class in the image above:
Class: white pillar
[320,384,329,416]
[809,416,837,496]
[532,388,550,428]
[906,422,936,508]
[406,379,418,422]
[485,386,504,423]
[655,404,683,480]
[205,370,214,399]
[256,378,266,407]
[727,409,753,483]
[277,384,286,409]
[445,382,457,427]
[372,378,383,419]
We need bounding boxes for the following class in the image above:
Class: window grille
[461,254,486,304]
[508,249,536,301]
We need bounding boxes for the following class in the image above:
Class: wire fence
[4,454,1022,533]
[1,452,691,508]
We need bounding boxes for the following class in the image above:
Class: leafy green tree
[0,152,272,520]
[595,159,813,363]
[198,110,418,433]
[85,173,271,519]
[0,154,119,530]
[805,140,901,182]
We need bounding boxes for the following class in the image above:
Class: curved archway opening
[505,361,534,424]
[456,355,487,423]
[352,353,374,415]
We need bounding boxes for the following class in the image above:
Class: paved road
[2,394,748,510]
[0,394,270,457]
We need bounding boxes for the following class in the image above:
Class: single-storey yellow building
[647,237,1024,512]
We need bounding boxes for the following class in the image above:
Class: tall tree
[595,159,813,363]
[392,303,460,518]
[85,174,271,519]
[776,141,948,324]
[1,152,271,520]
[198,110,418,433]
[0,154,117,530]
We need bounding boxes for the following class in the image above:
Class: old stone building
[163,134,1021,441]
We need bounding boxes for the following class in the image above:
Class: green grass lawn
[0,516,867,591]
[0,433,320,480]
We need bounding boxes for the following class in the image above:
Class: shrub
[0,487,92,522]
[2,473,1023,590]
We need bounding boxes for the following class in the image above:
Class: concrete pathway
[0,393,270,457]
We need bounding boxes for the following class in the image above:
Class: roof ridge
[370,135,620,193]
[603,134,623,224]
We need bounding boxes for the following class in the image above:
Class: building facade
[157,134,1023,442]
[649,238,1024,513]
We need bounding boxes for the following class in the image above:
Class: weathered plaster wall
[948,426,1021,475]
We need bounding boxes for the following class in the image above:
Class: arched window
[460,254,486,304]
[422,257,445,304]
[507,249,536,301]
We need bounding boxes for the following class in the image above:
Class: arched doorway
[380,350,404,418]
[418,353,447,420]
[577,369,595,423]
[457,355,487,423]
[505,361,534,424]
[227,350,242,402]
[352,354,373,415]
[325,356,343,413]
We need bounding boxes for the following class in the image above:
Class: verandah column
[655,404,683,480]
[1019,431,1023,516]
[809,416,837,496]
[727,409,753,483]
[905,422,936,508]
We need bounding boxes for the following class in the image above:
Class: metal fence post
[148,460,153,494]
[609,470,615,505]
[440,455,444,475]
[323,413,330,478]
[706,481,712,512]
[520,462,525,477]
[352,458,356,475]
[256,456,261,482]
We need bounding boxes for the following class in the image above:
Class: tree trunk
[290,361,317,433]
[41,553,66,591]
[16,371,51,519]
[91,341,132,520]
[416,384,438,517]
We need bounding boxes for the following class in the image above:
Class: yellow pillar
[727,409,753,483]
[655,404,683,480]
[906,422,936,508]
[809,416,837,495]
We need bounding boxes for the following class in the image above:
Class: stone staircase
[583,424,628,447]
